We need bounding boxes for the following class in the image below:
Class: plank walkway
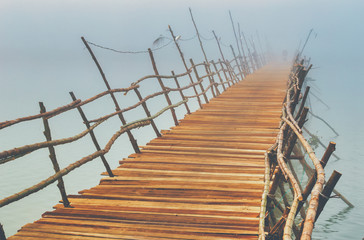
[8,64,290,240]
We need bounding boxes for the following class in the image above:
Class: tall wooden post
[171,71,191,114]
[211,60,226,91]
[81,37,140,153]
[237,23,250,75]
[218,59,231,87]
[39,102,70,207]
[189,8,210,66]
[168,25,202,109]
[228,11,245,70]
[295,142,336,216]
[69,92,114,177]
[212,30,226,62]
[190,59,209,104]
[241,31,256,72]
[230,45,245,81]
[148,49,179,126]
[315,170,342,221]
[203,61,218,97]
[133,88,161,137]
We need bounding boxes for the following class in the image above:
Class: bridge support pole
[69,92,114,177]
[81,36,140,154]
[168,25,202,110]
[148,49,179,126]
[211,60,226,91]
[39,102,70,207]
[133,88,161,138]
[171,71,191,114]
[190,59,209,104]
[315,170,342,221]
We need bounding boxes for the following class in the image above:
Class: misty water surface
[1,1,364,239]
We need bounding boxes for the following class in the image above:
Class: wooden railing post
[225,60,238,84]
[315,170,342,221]
[237,23,250,75]
[212,30,226,62]
[133,88,161,137]
[218,59,231,87]
[230,45,245,81]
[39,102,70,207]
[189,8,209,64]
[203,61,219,97]
[241,31,256,72]
[295,86,310,120]
[211,60,226,91]
[148,48,179,126]
[69,92,114,177]
[0,223,6,240]
[228,11,245,72]
[171,71,191,114]
[190,58,209,104]
[168,25,202,109]
[295,142,336,217]
[81,37,140,153]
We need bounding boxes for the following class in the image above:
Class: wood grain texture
[8,64,289,240]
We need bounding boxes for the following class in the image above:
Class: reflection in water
[318,207,352,234]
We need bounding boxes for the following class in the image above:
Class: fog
[1,0,364,239]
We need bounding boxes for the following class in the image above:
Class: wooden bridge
[0,11,350,240]
[6,64,289,240]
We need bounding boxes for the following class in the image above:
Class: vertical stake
[228,11,245,70]
[218,59,231,87]
[315,170,342,221]
[203,62,217,97]
[81,37,140,153]
[212,30,226,62]
[211,60,226,91]
[148,49,179,126]
[39,102,70,207]
[168,25,202,109]
[133,88,161,137]
[296,141,336,216]
[172,71,191,114]
[237,23,250,75]
[189,8,209,64]
[241,31,256,72]
[69,92,114,177]
[190,58,209,104]
[295,86,310,120]
[230,45,245,81]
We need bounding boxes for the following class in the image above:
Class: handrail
[259,58,334,240]
[0,99,187,208]
[0,52,250,212]
[0,86,140,130]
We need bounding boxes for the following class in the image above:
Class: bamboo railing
[0,22,264,239]
[0,9,272,239]
[258,58,351,240]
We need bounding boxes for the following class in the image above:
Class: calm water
[1,59,363,239]
[1,1,364,236]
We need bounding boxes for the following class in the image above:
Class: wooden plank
[9,64,290,239]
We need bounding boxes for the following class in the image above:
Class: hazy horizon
[1,1,363,239]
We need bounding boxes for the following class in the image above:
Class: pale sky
[1,0,364,238]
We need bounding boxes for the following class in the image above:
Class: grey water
[1,1,364,239]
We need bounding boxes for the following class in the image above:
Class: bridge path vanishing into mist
[8,64,290,240]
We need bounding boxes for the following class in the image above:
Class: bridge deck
[9,64,290,240]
